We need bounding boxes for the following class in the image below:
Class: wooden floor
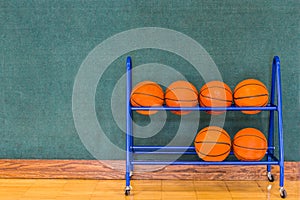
[0,179,299,200]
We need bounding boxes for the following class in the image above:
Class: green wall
[1,0,299,161]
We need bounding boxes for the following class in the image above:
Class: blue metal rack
[125,56,287,198]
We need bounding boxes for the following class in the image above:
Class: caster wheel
[125,189,130,196]
[124,186,132,196]
[267,172,274,182]
[280,188,287,198]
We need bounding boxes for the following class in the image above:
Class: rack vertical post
[274,56,287,198]
[125,56,133,195]
[267,56,277,182]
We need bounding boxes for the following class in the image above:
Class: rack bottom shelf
[131,160,279,165]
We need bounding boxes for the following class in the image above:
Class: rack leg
[125,132,132,196]
[278,121,286,199]
[125,56,133,196]
[125,140,132,195]
[129,134,134,177]
[125,172,132,196]
[267,56,277,180]
[275,56,287,198]
[267,109,275,182]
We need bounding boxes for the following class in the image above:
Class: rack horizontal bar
[134,151,197,155]
[132,151,276,155]
[132,146,275,151]
[131,105,277,111]
[132,146,195,151]
[132,146,276,156]
[132,160,279,165]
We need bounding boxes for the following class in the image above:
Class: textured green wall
[1,1,299,160]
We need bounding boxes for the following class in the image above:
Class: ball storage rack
[124,56,287,198]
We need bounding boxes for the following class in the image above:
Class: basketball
[194,126,231,161]
[232,128,268,161]
[165,80,198,115]
[233,79,269,114]
[130,81,164,115]
[199,81,233,115]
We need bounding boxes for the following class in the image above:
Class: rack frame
[125,56,286,198]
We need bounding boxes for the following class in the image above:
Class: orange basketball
[233,79,269,114]
[232,128,268,161]
[199,81,233,115]
[194,126,231,161]
[130,81,164,115]
[165,80,198,115]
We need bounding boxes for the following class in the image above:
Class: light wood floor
[0,179,299,200]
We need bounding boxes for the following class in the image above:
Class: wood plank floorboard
[0,179,298,200]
